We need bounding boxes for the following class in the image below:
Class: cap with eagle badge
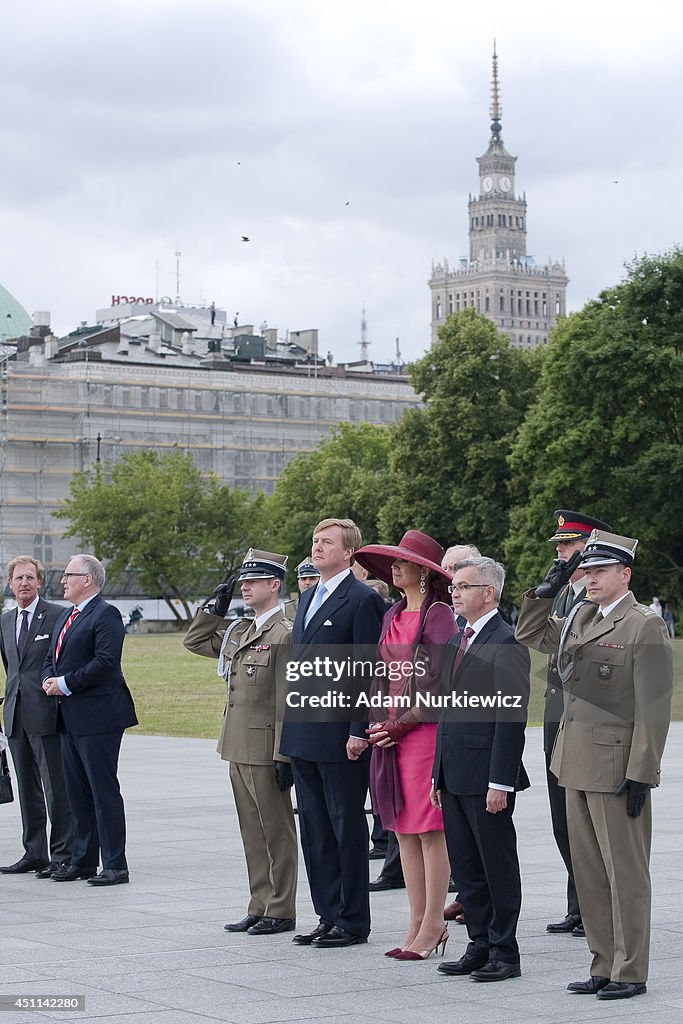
[547,509,613,543]
[296,560,320,579]
[238,548,288,581]
[578,530,638,568]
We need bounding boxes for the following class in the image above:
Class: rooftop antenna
[490,40,502,141]
[395,336,402,363]
[175,250,182,307]
[358,305,371,361]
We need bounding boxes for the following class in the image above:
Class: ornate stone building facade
[429,49,568,348]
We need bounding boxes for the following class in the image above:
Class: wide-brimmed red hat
[355,530,452,595]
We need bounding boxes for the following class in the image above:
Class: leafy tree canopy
[380,309,541,556]
[506,249,683,602]
[56,449,265,621]
[264,422,393,578]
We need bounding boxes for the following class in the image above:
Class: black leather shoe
[293,922,332,945]
[36,861,68,879]
[224,915,262,932]
[368,846,387,860]
[572,923,586,937]
[596,982,646,1000]
[470,959,521,982]
[0,856,48,874]
[312,925,367,948]
[369,876,405,891]
[438,952,489,976]
[547,913,582,933]
[87,869,129,886]
[52,865,97,881]
[247,917,295,935]
[567,976,610,994]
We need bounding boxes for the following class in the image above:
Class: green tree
[265,422,393,575]
[379,309,541,555]
[56,449,264,622]
[506,249,683,602]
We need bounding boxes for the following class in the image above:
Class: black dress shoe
[247,917,295,935]
[438,952,489,976]
[470,959,521,982]
[224,915,262,932]
[0,856,48,874]
[368,846,388,860]
[52,864,97,881]
[293,922,332,945]
[567,976,610,994]
[369,876,405,891]
[36,861,68,879]
[596,981,646,1000]
[312,925,367,948]
[572,923,586,937]
[546,913,582,933]
[87,869,129,886]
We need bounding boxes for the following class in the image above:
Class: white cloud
[1,0,682,360]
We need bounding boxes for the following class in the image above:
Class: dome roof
[0,283,32,341]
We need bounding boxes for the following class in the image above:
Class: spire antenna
[490,41,502,140]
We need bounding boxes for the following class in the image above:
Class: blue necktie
[304,584,327,629]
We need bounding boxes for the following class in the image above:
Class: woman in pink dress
[355,531,456,960]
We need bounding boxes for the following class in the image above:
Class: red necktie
[452,625,475,675]
[56,607,79,658]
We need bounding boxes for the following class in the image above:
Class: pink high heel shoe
[394,928,449,961]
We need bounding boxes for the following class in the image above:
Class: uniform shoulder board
[280,618,294,632]
[634,603,655,617]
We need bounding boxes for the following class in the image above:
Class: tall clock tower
[429,47,568,349]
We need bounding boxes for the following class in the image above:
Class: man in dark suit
[433,557,530,982]
[541,510,611,938]
[0,556,74,876]
[280,518,385,947]
[42,554,137,886]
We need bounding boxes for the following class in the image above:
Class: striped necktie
[56,607,79,658]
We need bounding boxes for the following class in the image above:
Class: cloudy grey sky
[1,0,682,362]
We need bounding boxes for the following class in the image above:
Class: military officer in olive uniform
[541,510,612,938]
[516,531,672,1000]
[184,549,297,935]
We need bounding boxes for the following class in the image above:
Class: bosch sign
[111,295,155,306]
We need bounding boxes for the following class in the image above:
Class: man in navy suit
[42,554,137,886]
[433,557,530,982]
[280,518,385,947]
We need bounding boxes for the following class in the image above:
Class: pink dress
[381,611,444,835]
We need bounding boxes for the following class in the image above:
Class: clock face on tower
[499,175,512,192]
[482,176,493,193]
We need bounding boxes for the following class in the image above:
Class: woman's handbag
[0,748,14,804]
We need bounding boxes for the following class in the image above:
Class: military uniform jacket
[516,592,672,791]
[184,609,293,765]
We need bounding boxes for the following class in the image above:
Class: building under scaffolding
[0,314,417,591]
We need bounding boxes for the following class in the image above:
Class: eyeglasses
[448,583,491,594]
[61,572,90,579]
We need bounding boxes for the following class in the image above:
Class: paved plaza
[1,725,682,1024]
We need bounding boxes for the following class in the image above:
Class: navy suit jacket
[42,595,137,737]
[279,572,385,762]
[433,611,530,795]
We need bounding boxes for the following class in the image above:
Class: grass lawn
[123,634,683,739]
